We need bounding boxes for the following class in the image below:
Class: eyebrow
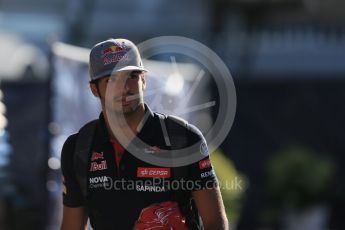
[130,70,143,75]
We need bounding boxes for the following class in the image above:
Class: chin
[108,100,142,114]
[121,106,134,114]
[110,104,135,114]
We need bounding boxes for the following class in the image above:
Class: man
[60,38,228,230]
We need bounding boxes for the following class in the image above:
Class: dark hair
[89,79,100,85]
[89,78,102,97]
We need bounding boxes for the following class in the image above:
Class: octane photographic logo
[105,36,236,167]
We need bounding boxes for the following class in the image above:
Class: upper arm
[192,187,229,230]
[183,124,228,229]
[61,134,85,207]
[162,120,228,229]
[61,206,88,230]
[61,135,88,229]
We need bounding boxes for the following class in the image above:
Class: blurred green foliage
[266,145,335,210]
[211,150,248,227]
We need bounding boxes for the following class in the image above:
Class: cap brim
[93,66,147,80]
[114,66,148,73]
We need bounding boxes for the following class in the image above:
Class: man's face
[92,70,146,115]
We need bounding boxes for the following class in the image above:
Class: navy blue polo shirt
[61,105,218,229]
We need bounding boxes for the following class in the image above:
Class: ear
[90,82,100,97]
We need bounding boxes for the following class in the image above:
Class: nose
[116,77,131,96]
[108,73,131,94]
[125,77,129,90]
[123,77,131,92]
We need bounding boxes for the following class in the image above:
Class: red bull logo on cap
[101,43,129,57]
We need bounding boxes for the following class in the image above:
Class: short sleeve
[60,134,85,207]
[185,124,218,191]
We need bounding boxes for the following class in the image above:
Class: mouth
[121,99,130,106]
[126,94,139,101]
[114,97,131,107]
[114,94,139,106]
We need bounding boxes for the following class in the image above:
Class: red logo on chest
[199,159,212,170]
[91,152,104,161]
[90,160,107,172]
[137,168,171,178]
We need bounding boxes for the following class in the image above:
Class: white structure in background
[0,32,49,81]
[50,42,100,157]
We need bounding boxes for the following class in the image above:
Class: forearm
[203,215,229,230]
[193,187,229,230]
[61,206,88,230]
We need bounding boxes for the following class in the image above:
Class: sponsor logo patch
[101,42,131,66]
[91,151,104,161]
[134,202,187,229]
[89,176,110,189]
[89,160,108,172]
[199,159,212,170]
[136,185,166,192]
[200,142,209,156]
[137,167,171,178]
[101,43,128,57]
[200,169,215,179]
[89,176,108,184]
[103,53,130,65]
